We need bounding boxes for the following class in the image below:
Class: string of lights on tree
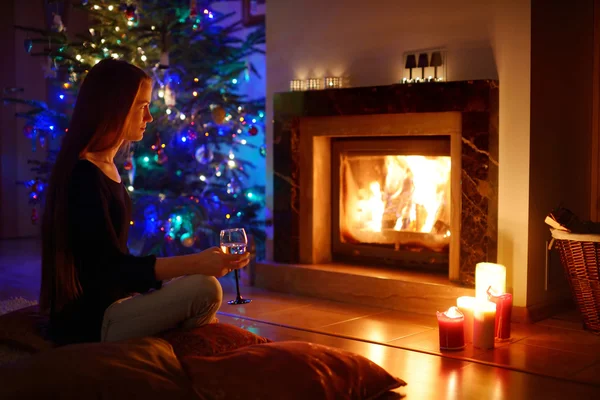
[4,0,268,258]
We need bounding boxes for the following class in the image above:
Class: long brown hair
[40,59,151,313]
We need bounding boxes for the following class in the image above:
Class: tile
[221,278,314,302]
[216,313,391,356]
[302,298,385,317]
[388,328,486,360]
[218,279,312,319]
[471,343,598,379]
[570,361,600,386]
[451,362,600,400]
[375,349,473,399]
[536,315,586,331]
[255,306,369,329]
[488,321,555,347]
[518,326,600,357]
[215,314,310,342]
[218,297,309,319]
[371,309,439,328]
[215,313,600,400]
[318,312,433,343]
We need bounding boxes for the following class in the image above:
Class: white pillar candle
[456,296,476,344]
[473,301,497,349]
[475,262,506,301]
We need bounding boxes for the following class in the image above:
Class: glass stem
[234,269,242,299]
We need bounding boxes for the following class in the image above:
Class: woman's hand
[154,246,251,281]
[196,247,251,278]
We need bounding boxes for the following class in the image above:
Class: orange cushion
[0,305,54,353]
[160,322,271,357]
[182,341,406,400]
[0,337,195,400]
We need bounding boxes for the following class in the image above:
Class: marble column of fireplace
[272,80,499,285]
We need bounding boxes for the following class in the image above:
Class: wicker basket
[551,229,600,333]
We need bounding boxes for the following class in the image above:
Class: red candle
[436,306,465,351]
[487,287,513,340]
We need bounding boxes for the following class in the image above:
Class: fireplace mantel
[272,80,499,285]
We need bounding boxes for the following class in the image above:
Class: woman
[40,59,249,345]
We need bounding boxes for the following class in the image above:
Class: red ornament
[125,4,136,19]
[124,160,133,170]
[31,208,39,224]
[248,125,259,136]
[23,125,34,139]
[156,149,168,165]
[190,0,198,18]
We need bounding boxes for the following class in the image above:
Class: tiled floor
[2,238,600,398]
[214,313,600,399]
[218,279,600,388]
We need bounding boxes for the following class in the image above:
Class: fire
[341,154,451,246]
[356,182,385,232]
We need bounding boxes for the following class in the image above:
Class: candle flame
[486,285,501,297]
[445,306,463,319]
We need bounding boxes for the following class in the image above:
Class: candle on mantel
[436,306,465,351]
[475,263,506,301]
[487,287,513,340]
[473,301,496,349]
[456,296,476,344]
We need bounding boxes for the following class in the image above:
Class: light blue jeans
[100,275,222,342]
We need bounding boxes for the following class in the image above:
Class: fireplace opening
[331,136,452,271]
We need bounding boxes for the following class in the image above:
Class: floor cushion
[181,341,407,400]
[159,322,271,357]
[0,337,195,400]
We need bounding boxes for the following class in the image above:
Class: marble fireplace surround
[272,80,499,285]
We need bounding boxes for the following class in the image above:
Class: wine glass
[220,228,252,305]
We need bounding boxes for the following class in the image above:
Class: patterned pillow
[159,322,271,357]
[0,305,54,353]
[181,341,406,400]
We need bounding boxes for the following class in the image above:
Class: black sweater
[50,159,161,344]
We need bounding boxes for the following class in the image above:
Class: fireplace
[271,80,498,285]
[331,136,452,271]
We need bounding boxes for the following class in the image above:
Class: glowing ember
[340,154,451,250]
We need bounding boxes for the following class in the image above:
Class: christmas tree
[3,0,267,258]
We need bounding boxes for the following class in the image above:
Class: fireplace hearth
[272,80,498,285]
